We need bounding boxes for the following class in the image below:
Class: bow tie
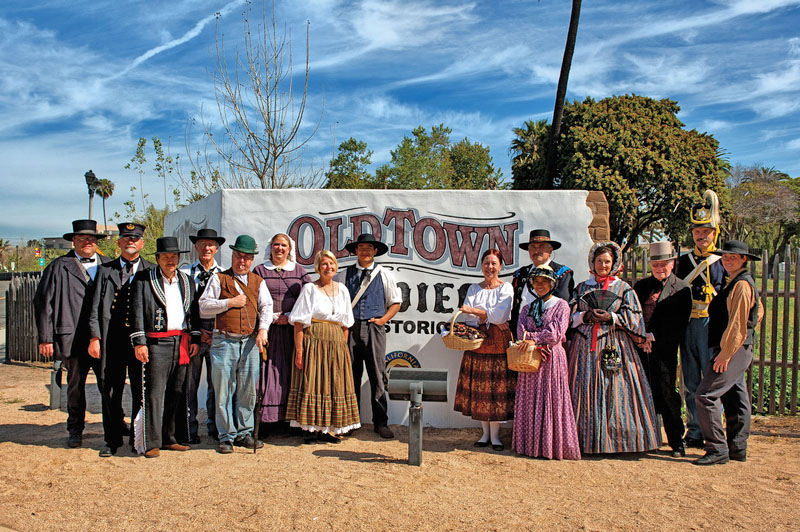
[79,257,94,264]
[360,268,372,281]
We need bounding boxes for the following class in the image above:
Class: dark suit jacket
[88,257,155,371]
[510,260,574,334]
[633,273,692,360]
[129,267,200,347]
[33,251,111,361]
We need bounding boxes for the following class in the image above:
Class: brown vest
[215,269,261,335]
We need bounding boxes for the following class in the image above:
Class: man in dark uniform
[335,233,402,439]
[88,222,154,456]
[634,241,692,457]
[130,237,199,458]
[34,219,110,448]
[511,229,574,335]
[676,192,727,449]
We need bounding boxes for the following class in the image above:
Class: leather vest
[708,269,758,349]
[215,269,261,335]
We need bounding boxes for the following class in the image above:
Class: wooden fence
[622,246,800,416]
[5,248,800,415]
[4,272,43,364]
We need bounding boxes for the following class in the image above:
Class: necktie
[360,268,371,282]
[122,260,135,284]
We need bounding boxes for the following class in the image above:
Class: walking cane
[253,345,268,454]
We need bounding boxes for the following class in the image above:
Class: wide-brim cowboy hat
[189,228,226,245]
[63,219,107,241]
[519,229,562,251]
[345,233,389,256]
[711,240,760,261]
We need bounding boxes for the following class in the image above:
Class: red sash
[145,331,190,365]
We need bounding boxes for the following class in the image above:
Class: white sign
[165,189,596,427]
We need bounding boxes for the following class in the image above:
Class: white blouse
[462,282,513,326]
[289,281,354,328]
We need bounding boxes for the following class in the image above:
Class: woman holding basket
[567,242,660,454]
[453,249,516,451]
[512,265,580,459]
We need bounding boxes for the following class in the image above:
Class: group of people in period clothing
[452,202,763,465]
[33,222,403,457]
[34,193,763,465]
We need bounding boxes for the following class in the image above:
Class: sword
[253,345,268,454]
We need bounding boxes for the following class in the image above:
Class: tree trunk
[544,0,582,189]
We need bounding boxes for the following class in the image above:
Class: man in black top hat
[335,233,402,439]
[179,228,226,443]
[88,222,155,456]
[130,237,200,458]
[34,219,111,448]
[510,229,574,335]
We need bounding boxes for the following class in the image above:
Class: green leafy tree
[448,138,504,190]
[510,119,550,189]
[374,124,504,190]
[325,137,379,189]
[377,125,453,189]
[511,95,729,251]
[727,164,799,254]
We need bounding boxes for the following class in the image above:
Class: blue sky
[1,0,799,242]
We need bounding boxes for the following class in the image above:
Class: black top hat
[118,222,146,239]
[63,219,106,241]
[711,240,760,261]
[155,236,188,255]
[189,228,226,245]
[345,233,389,256]
[519,229,562,251]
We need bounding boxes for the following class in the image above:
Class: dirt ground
[0,362,798,532]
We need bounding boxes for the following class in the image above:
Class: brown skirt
[286,321,361,434]
[453,323,516,421]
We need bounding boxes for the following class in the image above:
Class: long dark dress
[253,263,312,422]
[567,277,661,454]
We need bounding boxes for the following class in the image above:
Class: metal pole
[408,404,422,466]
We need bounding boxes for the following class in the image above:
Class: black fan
[580,289,620,311]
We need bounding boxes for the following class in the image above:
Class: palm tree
[544,0,582,189]
[510,119,549,189]
[95,179,115,232]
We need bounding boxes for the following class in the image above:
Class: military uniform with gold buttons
[88,223,155,451]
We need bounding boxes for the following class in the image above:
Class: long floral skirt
[286,321,361,434]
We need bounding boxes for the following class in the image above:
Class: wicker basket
[506,341,542,372]
[440,311,485,351]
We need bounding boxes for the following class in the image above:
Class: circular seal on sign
[385,350,421,369]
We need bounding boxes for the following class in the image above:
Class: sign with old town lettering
[165,189,602,427]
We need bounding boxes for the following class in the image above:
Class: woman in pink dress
[512,265,580,460]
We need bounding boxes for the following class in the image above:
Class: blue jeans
[681,317,714,441]
[210,334,259,443]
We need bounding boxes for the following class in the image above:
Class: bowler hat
[155,236,188,255]
[344,233,389,256]
[229,234,258,255]
[519,229,562,251]
[712,240,760,261]
[63,219,106,241]
[648,241,678,261]
[118,222,146,239]
[189,228,226,245]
